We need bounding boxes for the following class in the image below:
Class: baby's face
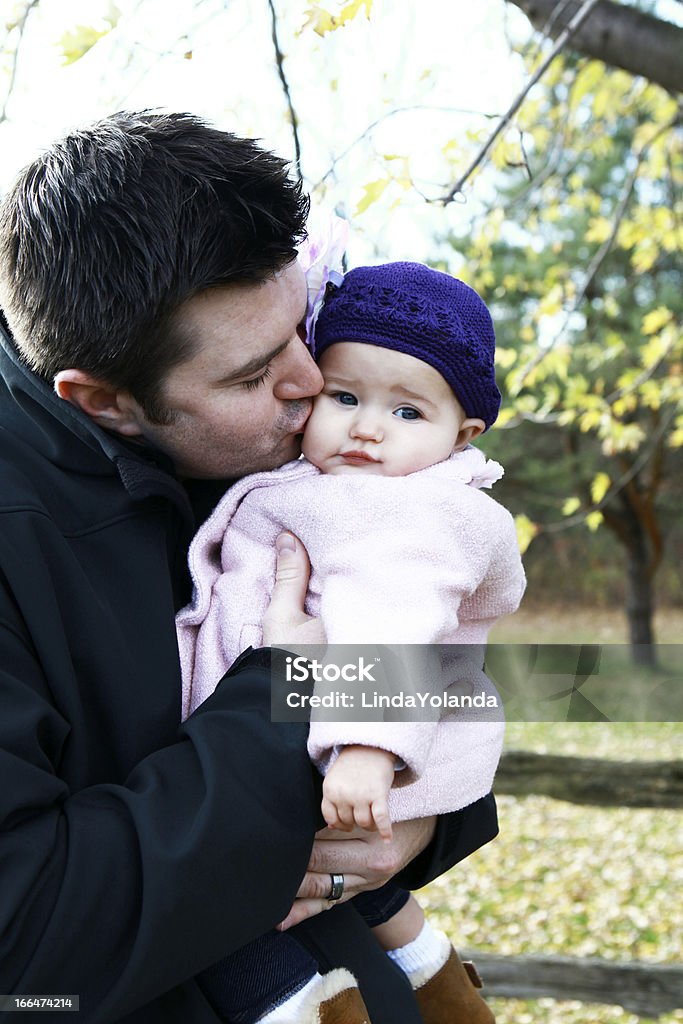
[302,342,481,476]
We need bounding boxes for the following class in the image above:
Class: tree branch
[267,0,302,178]
[438,0,601,204]
[512,114,680,391]
[541,406,677,534]
[506,0,683,94]
[312,104,499,191]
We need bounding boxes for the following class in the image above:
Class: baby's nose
[350,413,383,442]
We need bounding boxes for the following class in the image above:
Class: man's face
[302,342,473,476]
[128,261,323,479]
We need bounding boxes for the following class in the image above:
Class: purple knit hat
[313,262,501,430]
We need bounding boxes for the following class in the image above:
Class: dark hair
[0,110,309,421]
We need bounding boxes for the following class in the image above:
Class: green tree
[449,56,682,664]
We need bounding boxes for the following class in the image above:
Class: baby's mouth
[339,450,381,464]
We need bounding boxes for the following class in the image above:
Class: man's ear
[53,369,145,437]
[453,417,485,452]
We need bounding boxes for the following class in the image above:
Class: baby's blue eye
[395,407,421,421]
[333,392,358,406]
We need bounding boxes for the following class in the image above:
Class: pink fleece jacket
[176,447,526,819]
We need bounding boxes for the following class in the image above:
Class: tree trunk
[602,473,661,668]
[506,0,683,94]
[625,529,656,665]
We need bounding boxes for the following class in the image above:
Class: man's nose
[274,337,324,400]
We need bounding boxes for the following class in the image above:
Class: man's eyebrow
[212,339,290,386]
[212,290,308,386]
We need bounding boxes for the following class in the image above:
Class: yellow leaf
[338,0,372,27]
[495,407,517,427]
[641,332,669,370]
[612,395,637,418]
[604,295,620,319]
[585,217,612,245]
[632,240,658,274]
[562,497,581,516]
[642,306,673,335]
[354,178,389,216]
[490,140,509,170]
[301,5,337,35]
[586,511,604,532]
[59,23,111,64]
[591,472,610,504]
[495,347,517,369]
[514,514,538,555]
[580,409,602,432]
[303,0,372,35]
[538,284,564,318]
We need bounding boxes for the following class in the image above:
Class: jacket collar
[0,318,193,519]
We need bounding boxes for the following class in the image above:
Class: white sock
[386,920,451,984]
[257,972,323,1023]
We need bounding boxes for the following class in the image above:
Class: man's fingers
[295,870,366,900]
[267,533,310,621]
[261,532,327,647]
[308,833,402,881]
[278,898,335,931]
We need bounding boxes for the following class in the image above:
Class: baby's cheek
[301,410,324,464]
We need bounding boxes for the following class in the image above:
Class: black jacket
[0,321,498,1023]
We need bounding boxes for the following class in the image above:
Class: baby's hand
[321,745,396,842]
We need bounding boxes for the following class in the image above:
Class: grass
[489,605,683,645]
[487,606,683,725]
[418,608,683,1023]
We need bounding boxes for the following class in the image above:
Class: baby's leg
[353,883,495,1024]
[370,892,425,950]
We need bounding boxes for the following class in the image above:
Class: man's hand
[278,817,437,930]
[262,532,326,649]
[321,746,396,841]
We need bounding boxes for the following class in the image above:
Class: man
[0,111,498,1023]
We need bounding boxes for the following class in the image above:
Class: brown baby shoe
[299,968,371,1024]
[413,948,494,1024]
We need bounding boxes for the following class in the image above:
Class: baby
[177,263,526,1024]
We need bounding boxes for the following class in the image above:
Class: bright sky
[2,0,680,263]
[0,0,534,261]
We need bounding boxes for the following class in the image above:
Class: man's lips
[287,403,314,435]
[340,450,381,464]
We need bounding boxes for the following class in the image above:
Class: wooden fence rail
[462,952,683,1017]
[495,751,683,808]
[457,752,683,1017]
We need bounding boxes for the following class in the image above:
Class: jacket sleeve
[306,499,509,780]
[0,610,320,1023]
